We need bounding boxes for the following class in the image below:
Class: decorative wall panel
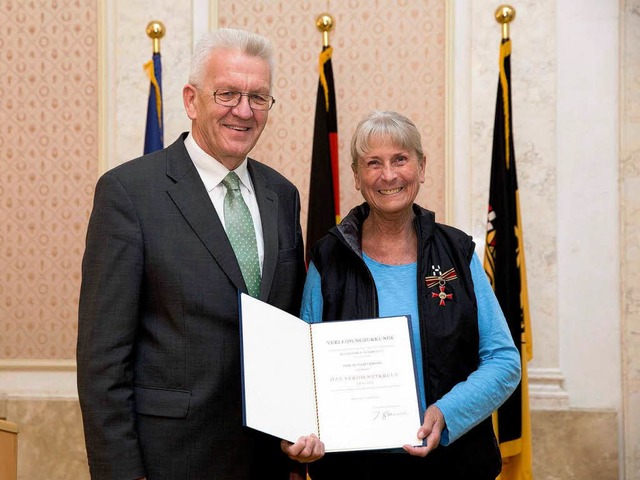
[622,1,640,476]
[0,0,98,359]
[218,0,446,224]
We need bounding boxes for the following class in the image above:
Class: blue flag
[144,52,163,154]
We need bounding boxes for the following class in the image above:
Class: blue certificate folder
[239,293,424,452]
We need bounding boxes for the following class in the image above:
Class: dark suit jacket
[77,133,306,479]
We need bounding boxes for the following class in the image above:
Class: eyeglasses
[210,89,276,111]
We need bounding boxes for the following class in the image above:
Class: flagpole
[494,5,515,40]
[315,14,334,47]
[144,20,165,154]
[488,6,534,480]
[306,13,340,264]
[146,20,166,53]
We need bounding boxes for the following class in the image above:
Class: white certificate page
[311,316,423,452]
[240,294,318,443]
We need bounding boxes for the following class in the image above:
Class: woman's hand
[403,404,445,457]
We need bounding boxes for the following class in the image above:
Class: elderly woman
[301,110,521,479]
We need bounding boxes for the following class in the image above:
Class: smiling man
[77,29,323,480]
[184,42,272,169]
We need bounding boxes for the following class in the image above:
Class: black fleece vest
[309,203,501,479]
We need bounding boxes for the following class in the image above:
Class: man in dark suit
[77,28,324,479]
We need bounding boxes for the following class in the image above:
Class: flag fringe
[144,59,162,127]
[318,47,333,112]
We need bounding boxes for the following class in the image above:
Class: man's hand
[402,404,445,457]
[281,434,325,463]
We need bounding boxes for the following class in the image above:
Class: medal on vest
[425,265,458,306]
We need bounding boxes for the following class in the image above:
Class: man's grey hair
[188,28,274,88]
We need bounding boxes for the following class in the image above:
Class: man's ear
[183,84,197,120]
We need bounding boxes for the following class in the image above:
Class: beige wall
[1,0,639,478]
[0,0,98,360]
[0,0,447,361]
[0,397,621,480]
[622,1,640,476]
[217,0,447,224]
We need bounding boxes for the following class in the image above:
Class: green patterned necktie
[222,172,261,298]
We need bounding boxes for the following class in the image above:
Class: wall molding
[192,0,217,49]
[0,360,571,409]
[446,0,472,232]
[0,360,78,400]
[529,367,570,410]
[98,0,115,175]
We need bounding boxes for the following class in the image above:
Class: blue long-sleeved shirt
[300,252,521,445]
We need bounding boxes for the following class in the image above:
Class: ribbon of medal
[425,266,458,306]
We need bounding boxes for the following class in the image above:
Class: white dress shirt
[184,133,264,273]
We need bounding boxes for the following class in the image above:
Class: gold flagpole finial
[146,21,166,54]
[316,14,334,48]
[494,5,515,40]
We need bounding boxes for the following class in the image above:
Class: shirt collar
[184,132,253,193]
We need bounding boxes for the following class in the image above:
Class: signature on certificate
[373,408,407,421]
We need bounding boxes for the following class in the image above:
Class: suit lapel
[248,160,278,301]
[165,136,247,293]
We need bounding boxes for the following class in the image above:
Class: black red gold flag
[483,38,533,480]
[144,52,163,154]
[306,46,339,263]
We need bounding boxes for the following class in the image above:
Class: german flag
[483,38,533,480]
[306,46,339,263]
[144,52,164,154]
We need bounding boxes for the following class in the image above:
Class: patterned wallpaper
[0,1,98,359]
[218,0,446,223]
[0,1,444,359]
